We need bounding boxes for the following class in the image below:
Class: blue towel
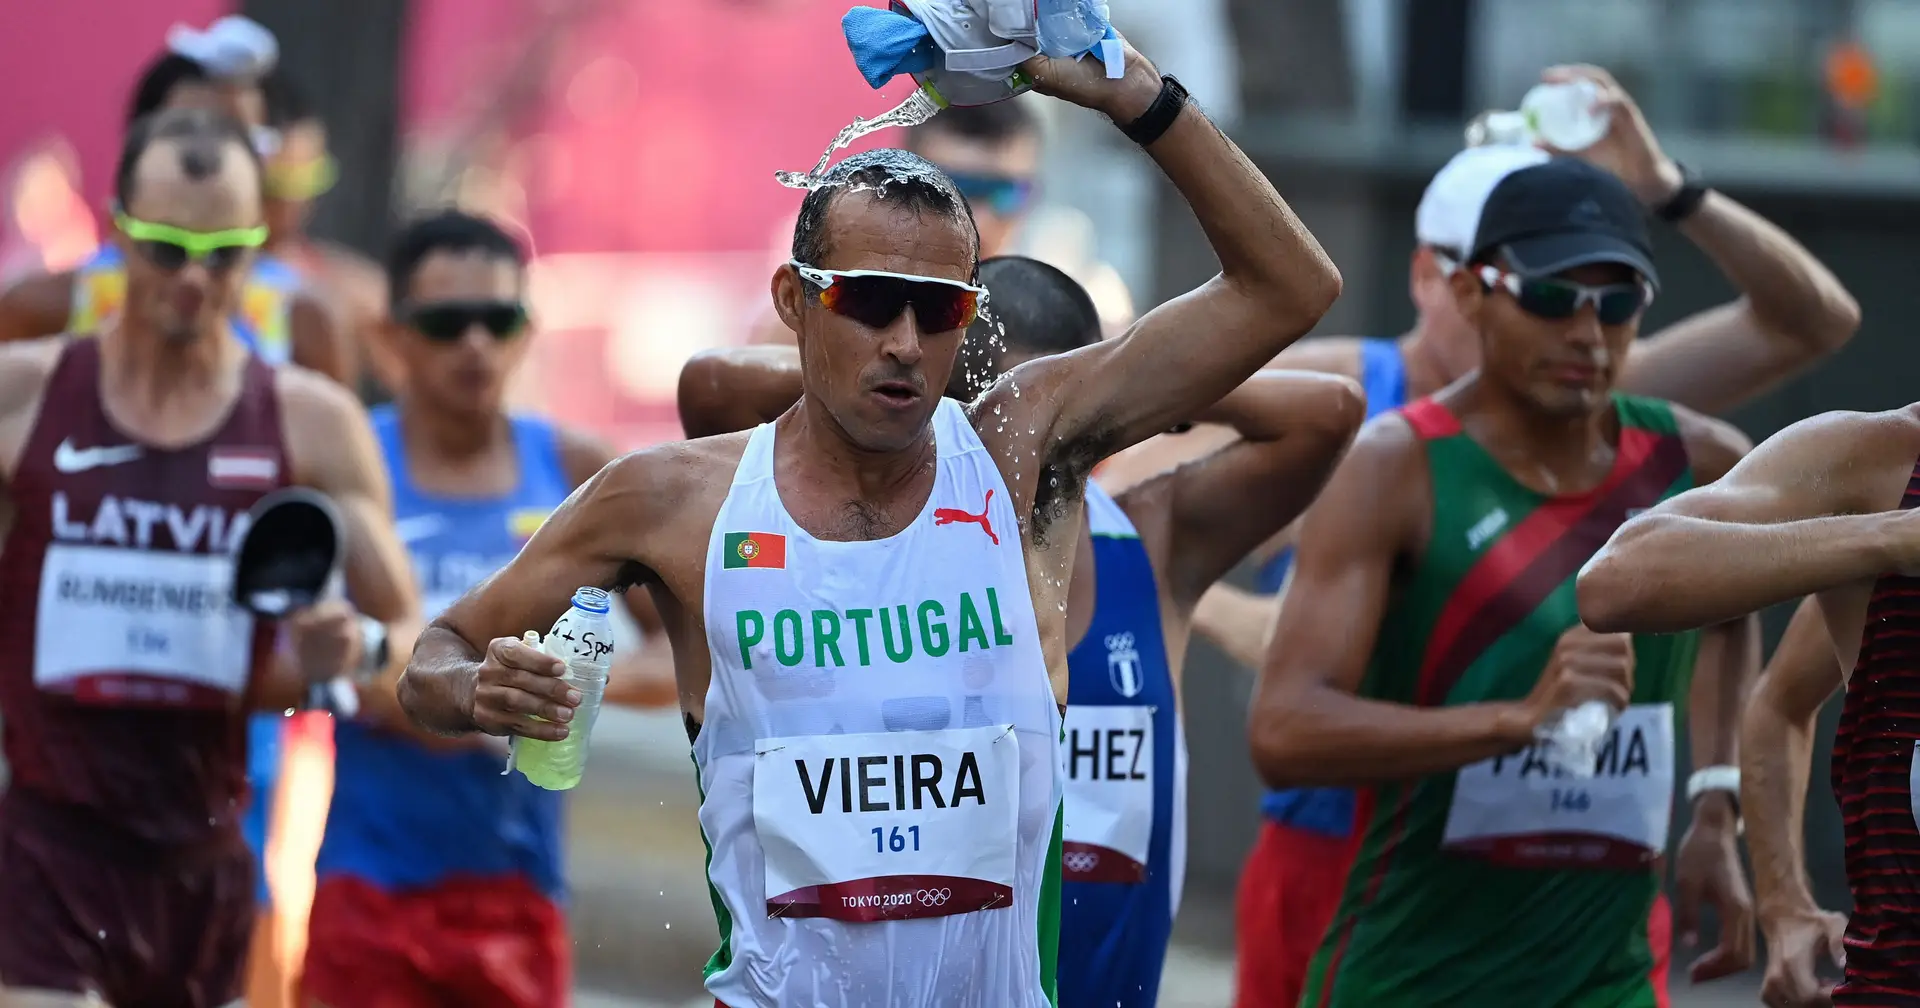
[842,7,938,89]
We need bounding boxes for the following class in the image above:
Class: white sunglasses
[789,259,989,330]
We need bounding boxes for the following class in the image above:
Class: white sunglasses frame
[789,259,989,301]
[1474,263,1653,319]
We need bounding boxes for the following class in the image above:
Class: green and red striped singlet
[1301,393,1701,1008]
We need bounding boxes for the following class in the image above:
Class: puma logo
[934,489,999,545]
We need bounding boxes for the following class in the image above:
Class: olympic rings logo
[1062,851,1100,873]
[915,888,952,906]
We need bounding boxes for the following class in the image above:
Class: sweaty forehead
[125,138,262,231]
[817,191,975,283]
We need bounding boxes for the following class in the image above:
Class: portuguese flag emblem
[724,531,786,570]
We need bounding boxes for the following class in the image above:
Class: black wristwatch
[1654,162,1709,223]
[1120,75,1190,147]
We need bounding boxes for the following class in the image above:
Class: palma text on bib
[754,724,1021,922]
[35,543,254,708]
[1441,702,1673,870]
[1061,704,1153,883]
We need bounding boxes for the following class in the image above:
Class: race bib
[1061,704,1153,883]
[1442,703,1673,869]
[754,724,1021,922]
[35,544,255,708]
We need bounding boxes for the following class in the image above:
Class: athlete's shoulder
[549,422,620,488]
[0,270,77,341]
[273,360,364,422]
[1266,334,1368,379]
[598,433,749,505]
[0,335,67,410]
[1664,401,1753,485]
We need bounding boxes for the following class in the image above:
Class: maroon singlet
[1833,458,1920,1005]
[0,338,287,846]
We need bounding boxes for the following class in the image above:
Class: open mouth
[870,381,921,407]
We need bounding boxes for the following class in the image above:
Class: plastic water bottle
[1534,700,1615,780]
[511,587,615,791]
[1464,79,1611,152]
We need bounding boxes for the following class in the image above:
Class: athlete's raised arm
[1578,408,1920,634]
[1001,45,1341,467]
[1131,370,1362,613]
[1747,597,1849,1008]
[1248,417,1628,785]
[1536,65,1860,414]
[678,345,802,438]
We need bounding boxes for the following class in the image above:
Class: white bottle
[1535,699,1616,780]
[1464,79,1612,152]
[511,586,616,790]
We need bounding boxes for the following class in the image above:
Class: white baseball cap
[166,15,279,81]
[1414,144,1550,259]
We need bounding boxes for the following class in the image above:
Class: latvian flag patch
[208,446,280,490]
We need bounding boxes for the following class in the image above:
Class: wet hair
[262,70,317,130]
[115,107,264,209]
[385,209,527,308]
[127,53,212,126]
[945,255,1100,401]
[790,148,979,270]
[905,99,1037,150]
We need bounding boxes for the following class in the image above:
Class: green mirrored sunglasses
[114,212,268,273]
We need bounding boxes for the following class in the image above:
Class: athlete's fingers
[1672,877,1701,947]
[1825,914,1848,969]
[471,688,571,741]
[484,675,577,720]
[486,636,566,677]
[1689,939,1749,982]
[490,664,581,709]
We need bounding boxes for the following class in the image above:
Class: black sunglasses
[403,300,529,342]
[1477,265,1650,326]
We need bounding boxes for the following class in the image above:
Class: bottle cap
[570,586,612,615]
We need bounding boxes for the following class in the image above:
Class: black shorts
[0,788,255,1008]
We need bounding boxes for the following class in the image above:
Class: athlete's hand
[1525,625,1634,730]
[466,635,578,741]
[1673,806,1756,983]
[1537,64,1685,207]
[287,599,363,684]
[1021,40,1162,123]
[1759,905,1847,1007]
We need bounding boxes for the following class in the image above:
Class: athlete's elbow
[1575,552,1660,634]
[1246,681,1335,788]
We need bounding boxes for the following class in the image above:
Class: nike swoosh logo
[52,439,143,474]
[394,514,449,544]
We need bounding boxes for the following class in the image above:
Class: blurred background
[6,0,1913,1003]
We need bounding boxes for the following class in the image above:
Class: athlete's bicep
[0,272,73,343]
[1642,409,1906,524]
[284,372,414,624]
[1260,418,1424,696]
[436,453,656,649]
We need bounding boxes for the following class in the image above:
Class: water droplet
[97,930,106,939]
[775,90,942,189]
[665,922,673,930]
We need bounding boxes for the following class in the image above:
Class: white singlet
[696,397,1063,1008]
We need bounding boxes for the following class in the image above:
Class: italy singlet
[1057,484,1186,1008]
[70,244,301,364]
[1301,394,1700,1008]
[1258,336,1405,836]
[1830,458,1920,1003]
[697,397,1064,1008]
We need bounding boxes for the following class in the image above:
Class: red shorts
[300,873,569,1008]
[1233,821,1365,1008]
[1232,820,1675,1008]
